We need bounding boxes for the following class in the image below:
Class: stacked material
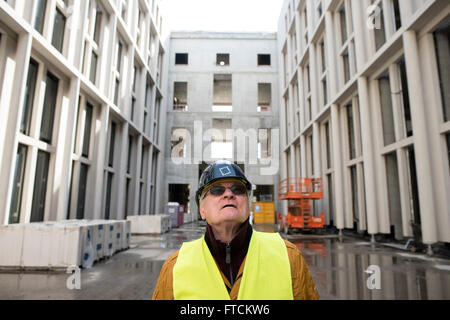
[127,215,171,234]
[0,220,130,270]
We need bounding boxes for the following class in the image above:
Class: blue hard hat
[196,160,252,206]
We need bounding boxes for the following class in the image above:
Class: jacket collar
[204,218,253,284]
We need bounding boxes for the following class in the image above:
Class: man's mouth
[222,204,237,209]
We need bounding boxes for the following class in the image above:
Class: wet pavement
[0,221,449,300]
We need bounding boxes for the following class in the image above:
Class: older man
[152,160,319,300]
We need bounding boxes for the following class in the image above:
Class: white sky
[159,0,284,33]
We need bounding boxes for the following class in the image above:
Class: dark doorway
[169,184,190,213]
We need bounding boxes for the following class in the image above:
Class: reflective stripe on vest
[173,230,293,300]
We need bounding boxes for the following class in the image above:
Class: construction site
[0,0,449,301]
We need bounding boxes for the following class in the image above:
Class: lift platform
[277,178,325,234]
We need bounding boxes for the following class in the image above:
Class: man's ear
[199,205,206,220]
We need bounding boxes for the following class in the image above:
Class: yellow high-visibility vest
[173,230,294,300]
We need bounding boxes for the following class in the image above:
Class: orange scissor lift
[277,178,325,234]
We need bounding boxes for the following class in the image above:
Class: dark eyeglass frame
[202,183,247,199]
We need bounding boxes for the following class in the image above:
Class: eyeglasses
[202,183,247,199]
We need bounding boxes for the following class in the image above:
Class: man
[152,160,319,300]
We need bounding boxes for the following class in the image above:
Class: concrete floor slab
[0,221,449,300]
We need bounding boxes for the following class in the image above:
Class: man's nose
[222,187,235,198]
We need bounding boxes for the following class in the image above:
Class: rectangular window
[20,59,38,135]
[104,172,113,219]
[434,24,450,122]
[325,122,331,169]
[320,40,326,73]
[76,164,88,219]
[213,74,232,112]
[211,119,232,159]
[385,152,402,233]
[173,82,188,111]
[258,129,272,159]
[116,40,123,73]
[40,72,59,143]
[171,128,187,158]
[52,8,66,53]
[30,150,50,222]
[127,135,133,174]
[93,6,102,45]
[175,53,188,65]
[89,51,98,84]
[347,103,356,160]
[108,122,116,167]
[216,53,230,66]
[446,133,450,172]
[9,144,28,224]
[350,165,359,221]
[397,58,413,137]
[114,79,119,106]
[258,83,272,112]
[375,6,386,51]
[257,54,271,66]
[82,103,93,157]
[379,72,395,145]
[34,0,47,34]
[322,78,328,106]
[343,50,350,84]
[392,0,402,31]
[340,5,348,44]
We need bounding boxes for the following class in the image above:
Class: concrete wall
[165,32,281,220]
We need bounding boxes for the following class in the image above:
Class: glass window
[93,6,102,45]
[30,150,50,222]
[325,122,331,169]
[434,23,450,122]
[104,172,113,219]
[52,8,66,52]
[375,6,386,51]
[127,135,132,174]
[20,59,38,135]
[340,5,348,44]
[108,122,116,167]
[397,58,413,137]
[379,72,395,145]
[343,50,350,83]
[347,103,356,160]
[40,72,59,143]
[82,103,93,157]
[116,40,123,72]
[89,51,98,84]
[76,163,88,219]
[9,144,28,224]
[34,0,47,34]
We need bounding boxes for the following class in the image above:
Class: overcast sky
[159,0,284,34]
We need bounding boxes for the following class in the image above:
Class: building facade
[277,0,450,245]
[164,32,280,219]
[0,0,167,225]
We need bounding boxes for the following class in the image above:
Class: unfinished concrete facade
[164,32,280,220]
[0,0,168,225]
[277,0,450,245]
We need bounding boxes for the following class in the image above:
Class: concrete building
[0,0,168,225]
[164,32,280,220]
[277,0,450,246]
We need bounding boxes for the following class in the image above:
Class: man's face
[199,179,250,227]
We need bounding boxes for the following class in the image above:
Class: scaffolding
[277,178,325,233]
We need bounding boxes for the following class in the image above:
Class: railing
[278,177,323,199]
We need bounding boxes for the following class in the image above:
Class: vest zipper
[226,243,234,287]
